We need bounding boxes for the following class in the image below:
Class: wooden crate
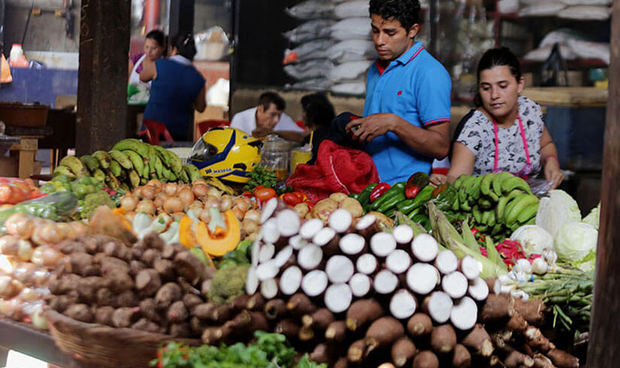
[0,102,49,128]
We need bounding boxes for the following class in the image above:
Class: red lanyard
[493,115,531,172]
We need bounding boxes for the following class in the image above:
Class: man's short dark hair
[258,91,286,111]
[369,0,421,31]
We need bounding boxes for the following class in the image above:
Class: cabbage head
[554,221,598,263]
[582,203,600,230]
[536,190,581,238]
[510,225,554,256]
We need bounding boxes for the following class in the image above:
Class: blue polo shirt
[364,41,451,184]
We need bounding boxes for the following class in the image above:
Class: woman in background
[300,92,336,164]
[128,29,166,88]
[140,33,206,143]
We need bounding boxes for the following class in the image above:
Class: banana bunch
[451,172,539,238]
[53,139,202,191]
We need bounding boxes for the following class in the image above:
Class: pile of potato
[47,232,214,338]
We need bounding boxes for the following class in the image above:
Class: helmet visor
[189,138,219,162]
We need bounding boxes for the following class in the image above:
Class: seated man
[231,91,306,141]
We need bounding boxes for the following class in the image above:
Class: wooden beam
[586,3,620,368]
[75,0,130,155]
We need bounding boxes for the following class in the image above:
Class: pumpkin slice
[179,215,198,249]
[197,210,241,257]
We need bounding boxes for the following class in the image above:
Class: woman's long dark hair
[301,93,335,129]
[171,33,197,61]
[474,47,522,106]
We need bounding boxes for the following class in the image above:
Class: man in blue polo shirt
[346,0,451,184]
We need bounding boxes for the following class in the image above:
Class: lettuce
[536,190,581,238]
[554,221,598,263]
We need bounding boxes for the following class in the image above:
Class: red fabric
[143,119,174,146]
[198,120,230,136]
[286,140,379,202]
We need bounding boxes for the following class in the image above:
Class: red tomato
[282,192,302,206]
[254,187,277,203]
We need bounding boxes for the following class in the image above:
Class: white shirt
[230,107,304,135]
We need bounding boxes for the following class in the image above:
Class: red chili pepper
[369,182,391,202]
[404,186,420,199]
[479,246,488,258]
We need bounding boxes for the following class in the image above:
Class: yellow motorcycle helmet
[189,127,262,184]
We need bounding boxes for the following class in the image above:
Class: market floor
[3,351,46,368]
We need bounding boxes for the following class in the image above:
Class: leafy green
[243,165,278,192]
[151,331,326,368]
[207,264,250,305]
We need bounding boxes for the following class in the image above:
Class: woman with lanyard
[445,47,563,188]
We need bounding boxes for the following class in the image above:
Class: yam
[347,339,367,363]
[462,324,494,357]
[274,319,300,340]
[49,273,80,295]
[139,298,162,323]
[514,298,545,325]
[452,344,471,368]
[302,308,334,331]
[135,269,162,297]
[99,256,130,275]
[325,320,347,343]
[310,343,333,364]
[286,293,317,318]
[112,307,140,328]
[265,299,287,320]
[132,318,162,334]
[407,313,433,338]
[168,322,191,338]
[182,293,203,311]
[174,251,206,285]
[346,299,384,332]
[505,350,535,368]
[64,253,95,276]
[365,316,405,353]
[391,336,417,367]
[153,259,176,281]
[141,248,161,266]
[129,260,147,276]
[94,306,115,326]
[193,303,216,321]
[141,232,165,250]
[167,300,189,323]
[481,294,514,322]
[412,350,439,368]
[107,271,135,293]
[430,324,457,354]
[115,290,139,307]
[96,288,116,307]
[155,282,182,309]
[64,304,94,323]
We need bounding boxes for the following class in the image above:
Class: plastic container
[9,44,29,68]
[290,145,312,173]
[261,136,295,182]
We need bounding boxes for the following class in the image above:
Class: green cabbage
[510,225,553,255]
[554,221,598,264]
[536,190,581,238]
[582,202,600,230]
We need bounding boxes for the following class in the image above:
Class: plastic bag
[327,40,375,63]
[519,2,566,16]
[328,60,373,82]
[334,0,369,19]
[286,0,334,20]
[527,178,555,197]
[283,19,335,44]
[206,78,230,109]
[330,18,371,40]
[558,5,611,20]
[284,59,334,80]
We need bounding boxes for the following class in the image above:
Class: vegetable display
[0,178,42,205]
[0,191,78,227]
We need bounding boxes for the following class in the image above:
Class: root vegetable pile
[46,232,215,338]
[225,197,580,368]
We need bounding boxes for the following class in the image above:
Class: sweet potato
[310,343,334,365]
[155,282,182,310]
[347,339,367,363]
[302,308,334,331]
[274,319,300,340]
[193,303,216,321]
[413,350,439,368]
[182,293,203,311]
[514,298,545,325]
[287,293,317,318]
[346,298,384,332]
[391,336,417,367]
[64,304,94,323]
[115,290,139,307]
[430,324,457,354]
[154,259,176,281]
[462,324,494,357]
[129,260,146,276]
[407,313,433,338]
[139,298,162,323]
[265,299,287,320]
[107,271,134,293]
[481,294,514,322]
[365,317,405,353]
[452,344,471,368]
[96,288,115,306]
[168,322,191,338]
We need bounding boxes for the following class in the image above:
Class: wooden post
[586,3,620,368]
[76,0,131,155]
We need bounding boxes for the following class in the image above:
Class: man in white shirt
[231,91,307,141]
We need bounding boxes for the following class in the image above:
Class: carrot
[391,336,417,367]
[346,298,384,331]
[430,324,457,354]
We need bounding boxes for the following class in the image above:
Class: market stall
[0,133,603,368]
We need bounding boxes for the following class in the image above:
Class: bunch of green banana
[450,172,539,238]
[52,139,202,191]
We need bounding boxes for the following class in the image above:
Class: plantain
[92,169,106,183]
[183,164,202,183]
[502,176,532,195]
[466,176,482,201]
[480,173,495,196]
[153,145,183,175]
[491,223,503,236]
[481,210,492,225]
[105,172,120,190]
[128,170,141,189]
[453,175,467,191]
[53,165,77,179]
[142,158,151,179]
[487,210,496,227]
[204,176,235,195]
[488,191,499,202]
[492,172,513,197]
[472,205,483,224]
[112,138,150,157]
[108,159,122,177]
[179,168,190,184]
[92,150,112,169]
[122,150,144,174]
[516,202,539,224]
[140,177,147,185]
[505,194,539,225]
[151,153,164,180]
[119,183,131,192]
[80,155,100,172]
[109,150,133,170]
[478,197,493,210]
[59,155,87,177]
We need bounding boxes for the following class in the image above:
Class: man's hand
[345,113,395,143]
[252,126,273,138]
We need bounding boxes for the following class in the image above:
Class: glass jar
[290,145,312,174]
[260,136,294,182]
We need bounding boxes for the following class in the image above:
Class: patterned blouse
[456,96,543,177]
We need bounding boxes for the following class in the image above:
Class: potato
[311,198,339,224]
[367,211,394,228]
[293,203,309,218]
[340,197,363,218]
[329,192,349,203]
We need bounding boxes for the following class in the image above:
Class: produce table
[0,318,86,368]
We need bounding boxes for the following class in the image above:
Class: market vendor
[345,0,451,184]
[140,33,206,142]
[128,29,166,88]
[443,47,564,188]
[231,91,306,142]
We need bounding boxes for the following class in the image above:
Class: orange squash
[178,215,198,249]
[197,209,241,257]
